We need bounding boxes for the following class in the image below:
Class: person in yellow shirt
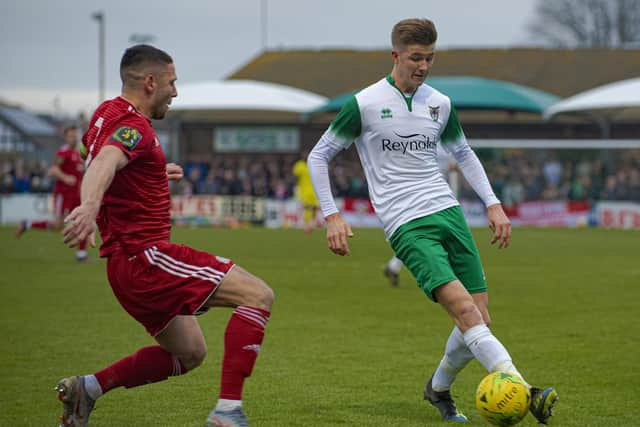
[293,151,319,233]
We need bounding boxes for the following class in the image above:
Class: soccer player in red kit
[56,45,274,427]
[15,125,88,261]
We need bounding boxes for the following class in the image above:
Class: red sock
[31,220,51,230]
[78,238,87,250]
[220,306,270,400]
[94,345,187,393]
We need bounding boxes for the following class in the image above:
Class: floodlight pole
[92,11,106,104]
[260,0,267,50]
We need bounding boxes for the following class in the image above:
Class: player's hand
[166,163,183,181]
[487,203,511,249]
[325,213,354,256]
[63,175,77,186]
[63,203,98,248]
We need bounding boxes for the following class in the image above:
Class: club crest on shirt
[428,105,440,121]
[111,126,142,150]
[381,108,393,119]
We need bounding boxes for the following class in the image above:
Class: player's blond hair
[391,18,438,50]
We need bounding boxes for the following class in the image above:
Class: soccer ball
[475,372,531,426]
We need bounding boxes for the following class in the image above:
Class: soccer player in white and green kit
[308,18,558,424]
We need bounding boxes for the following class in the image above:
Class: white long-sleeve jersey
[308,76,499,238]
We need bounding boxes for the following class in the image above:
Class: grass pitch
[0,225,638,426]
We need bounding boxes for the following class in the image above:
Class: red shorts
[106,241,235,336]
[53,192,81,218]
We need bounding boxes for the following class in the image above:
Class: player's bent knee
[213,267,275,310]
[245,279,274,311]
[454,301,484,329]
[179,344,207,371]
[259,283,275,308]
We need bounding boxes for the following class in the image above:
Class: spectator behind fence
[542,154,563,187]
[4,148,640,202]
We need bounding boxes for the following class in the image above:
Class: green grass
[1,225,639,426]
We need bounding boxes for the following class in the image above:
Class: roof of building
[309,76,560,115]
[170,80,327,113]
[228,48,640,99]
[0,106,57,136]
[544,77,640,119]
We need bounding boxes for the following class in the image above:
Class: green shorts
[389,206,487,302]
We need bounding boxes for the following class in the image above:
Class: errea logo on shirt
[381,108,393,119]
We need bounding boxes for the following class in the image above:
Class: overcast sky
[1,0,538,115]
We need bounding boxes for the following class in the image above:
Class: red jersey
[82,97,171,257]
[52,144,83,195]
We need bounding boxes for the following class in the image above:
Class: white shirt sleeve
[445,141,501,207]
[307,130,344,218]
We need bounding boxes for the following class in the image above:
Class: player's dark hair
[391,18,437,50]
[120,44,173,85]
[62,124,78,135]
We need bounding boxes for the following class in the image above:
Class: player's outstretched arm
[325,213,354,256]
[63,146,128,248]
[487,203,511,249]
[48,163,76,186]
[307,128,356,255]
[166,162,183,181]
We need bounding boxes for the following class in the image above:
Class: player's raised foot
[205,406,249,427]
[529,387,558,424]
[424,377,468,422]
[55,376,95,427]
[15,220,27,239]
[383,266,399,287]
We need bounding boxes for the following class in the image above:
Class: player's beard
[151,100,169,120]
[149,90,172,120]
[151,108,166,120]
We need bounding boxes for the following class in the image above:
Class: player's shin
[463,324,529,387]
[219,306,271,402]
[432,327,474,391]
[93,345,188,394]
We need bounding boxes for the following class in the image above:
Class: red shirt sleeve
[103,118,152,162]
[53,148,66,166]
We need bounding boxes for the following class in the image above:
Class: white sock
[215,399,242,411]
[432,327,474,391]
[494,361,531,388]
[463,324,529,386]
[83,375,103,400]
[387,256,403,274]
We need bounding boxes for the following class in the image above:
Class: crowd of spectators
[171,153,371,199]
[1,158,52,194]
[2,149,640,203]
[172,154,298,199]
[174,149,640,203]
[458,149,640,205]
